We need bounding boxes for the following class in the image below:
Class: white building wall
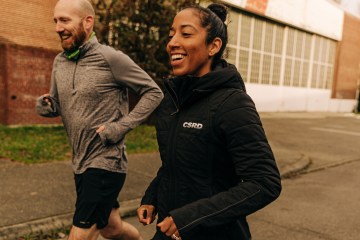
[222,0,344,40]
[223,0,246,8]
[246,84,357,112]
[266,0,344,40]
[221,0,355,112]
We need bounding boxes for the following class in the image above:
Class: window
[226,8,337,89]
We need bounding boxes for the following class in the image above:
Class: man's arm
[98,47,164,144]
[35,65,61,118]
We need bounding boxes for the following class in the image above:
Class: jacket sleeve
[140,165,164,211]
[35,62,61,118]
[170,91,281,236]
[99,48,164,144]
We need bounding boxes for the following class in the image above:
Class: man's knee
[100,211,123,238]
[68,225,99,240]
[100,209,142,240]
[100,224,122,239]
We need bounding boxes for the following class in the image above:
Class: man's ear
[209,37,222,57]
[83,15,94,31]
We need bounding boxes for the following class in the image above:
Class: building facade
[1,0,360,125]
[221,0,360,112]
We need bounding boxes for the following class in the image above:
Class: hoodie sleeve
[98,47,164,144]
[169,90,281,237]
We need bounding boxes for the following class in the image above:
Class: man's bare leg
[100,208,143,240]
[68,224,100,240]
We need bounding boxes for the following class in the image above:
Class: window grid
[226,8,336,89]
[258,22,265,84]
[247,17,255,83]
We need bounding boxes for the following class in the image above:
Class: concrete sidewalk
[0,150,308,239]
[0,113,314,239]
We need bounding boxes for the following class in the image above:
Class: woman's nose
[168,36,180,49]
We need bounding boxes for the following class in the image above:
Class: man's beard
[61,24,87,52]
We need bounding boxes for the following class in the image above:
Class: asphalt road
[261,112,360,171]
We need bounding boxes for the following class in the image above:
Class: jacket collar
[165,60,246,108]
[63,32,98,61]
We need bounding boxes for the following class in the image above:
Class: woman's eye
[183,33,191,37]
[168,35,174,40]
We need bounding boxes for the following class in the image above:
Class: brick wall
[245,0,269,15]
[2,44,61,125]
[0,0,63,125]
[0,0,60,51]
[332,13,360,99]
[0,44,8,124]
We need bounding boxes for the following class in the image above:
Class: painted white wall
[341,0,360,18]
[222,0,247,8]
[220,0,353,112]
[266,0,344,40]
[246,84,357,112]
[222,0,344,40]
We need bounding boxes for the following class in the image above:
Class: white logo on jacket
[183,122,203,129]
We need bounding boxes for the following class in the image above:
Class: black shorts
[73,168,126,229]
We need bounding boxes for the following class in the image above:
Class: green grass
[125,124,158,154]
[0,124,158,164]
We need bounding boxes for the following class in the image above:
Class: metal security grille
[226,9,336,89]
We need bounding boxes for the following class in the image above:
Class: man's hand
[137,205,156,225]
[41,94,52,107]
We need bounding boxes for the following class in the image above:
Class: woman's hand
[137,205,156,225]
[157,216,181,239]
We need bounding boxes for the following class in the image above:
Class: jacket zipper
[164,81,180,115]
[71,61,79,95]
[164,81,181,210]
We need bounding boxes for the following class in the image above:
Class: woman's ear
[208,37,222,57]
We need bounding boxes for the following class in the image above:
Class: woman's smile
[170,53,187,66]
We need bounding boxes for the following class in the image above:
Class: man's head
[53,0,95,52]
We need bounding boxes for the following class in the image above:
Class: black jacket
[141,61,281,240]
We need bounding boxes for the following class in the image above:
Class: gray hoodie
[36,36,163,174]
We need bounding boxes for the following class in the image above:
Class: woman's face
[167,9,213,77]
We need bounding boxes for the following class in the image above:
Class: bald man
[36,0,163,239]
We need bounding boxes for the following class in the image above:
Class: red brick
[0,44,8,124]
[246,0,269,15]
[1,44,61,125]
[332,13,360,99]
[0,0,60,51]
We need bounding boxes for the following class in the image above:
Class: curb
[280,154,311,179]
[0,199,141,240]
[0,213,72,240]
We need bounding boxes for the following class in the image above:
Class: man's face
[53,1,87,52]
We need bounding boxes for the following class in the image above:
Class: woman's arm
[138,165,164,224]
